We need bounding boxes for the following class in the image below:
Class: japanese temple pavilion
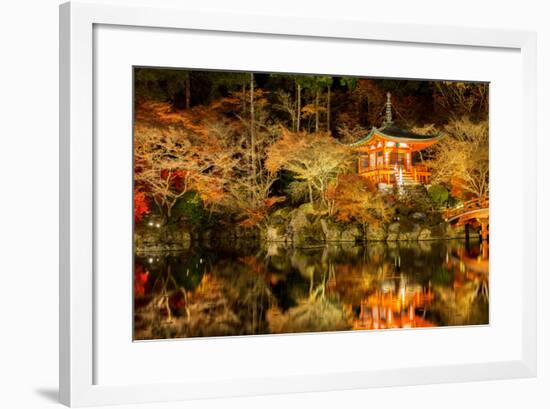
[350,92,442,186]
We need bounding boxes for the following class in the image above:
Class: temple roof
[350,92,442,147]
[349,124,443,147]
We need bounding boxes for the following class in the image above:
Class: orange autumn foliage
[326,174,390,226]
[134,119,236,217]
[238,196,286,229]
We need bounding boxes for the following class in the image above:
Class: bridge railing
[443,197,489,221]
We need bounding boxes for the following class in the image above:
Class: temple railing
[414,164,429,173]
[358,164,431,184]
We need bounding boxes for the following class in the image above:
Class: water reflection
[134,240,488,340]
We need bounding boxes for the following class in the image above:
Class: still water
[134,239,489,340]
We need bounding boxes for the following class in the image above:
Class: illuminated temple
[351,92,442,186]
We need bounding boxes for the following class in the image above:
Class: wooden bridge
[443,197,489,241]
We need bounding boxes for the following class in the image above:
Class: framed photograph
[59,1,537,406]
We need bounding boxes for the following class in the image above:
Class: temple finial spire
[384,92,393,125]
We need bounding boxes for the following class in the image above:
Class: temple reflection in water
[134,239,489,340]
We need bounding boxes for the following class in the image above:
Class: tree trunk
[315,90,319,133]
[326,85,331,132]
[250,73,256,185]
[185,76,191,109]
[296,81,301,132]
[307,183,314,204]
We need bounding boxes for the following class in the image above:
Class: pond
[134,239,489,340]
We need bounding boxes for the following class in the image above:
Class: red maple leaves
[134,189,150,222]
[134,264,150,298]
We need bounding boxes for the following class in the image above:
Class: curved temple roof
[350,92,442,148]
[349,124,443,147]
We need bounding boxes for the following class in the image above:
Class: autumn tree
[273,90,298,131]
[426,118,489,200]
[266,131,353,207]
[134,122,235,219]
[132,69,491,230]
[354,79,385,127]
[206,101,284,228]
[325,173,392,226]
[434,81,489,120]
[249,73,257,182]
[336,123,369,144]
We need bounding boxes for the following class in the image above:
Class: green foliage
[171,255,206,290]
[339,76,358,90]
[134,68,189,102]
[431,267,453,286]
[206,71,249,99]
[134,68,249,107]
[275,170,297,197]
[170,191,206,226]
[299,75,333,93]
[428,184,450,208]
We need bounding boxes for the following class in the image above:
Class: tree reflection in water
[133,239,489,340]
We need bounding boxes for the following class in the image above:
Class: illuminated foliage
[133,189,151,222]
[427,118,489,200]
[266,130,353,206]
[326,174,391,225]
[134,121,235,218]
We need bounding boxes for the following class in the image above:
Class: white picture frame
[59,1,538,407]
